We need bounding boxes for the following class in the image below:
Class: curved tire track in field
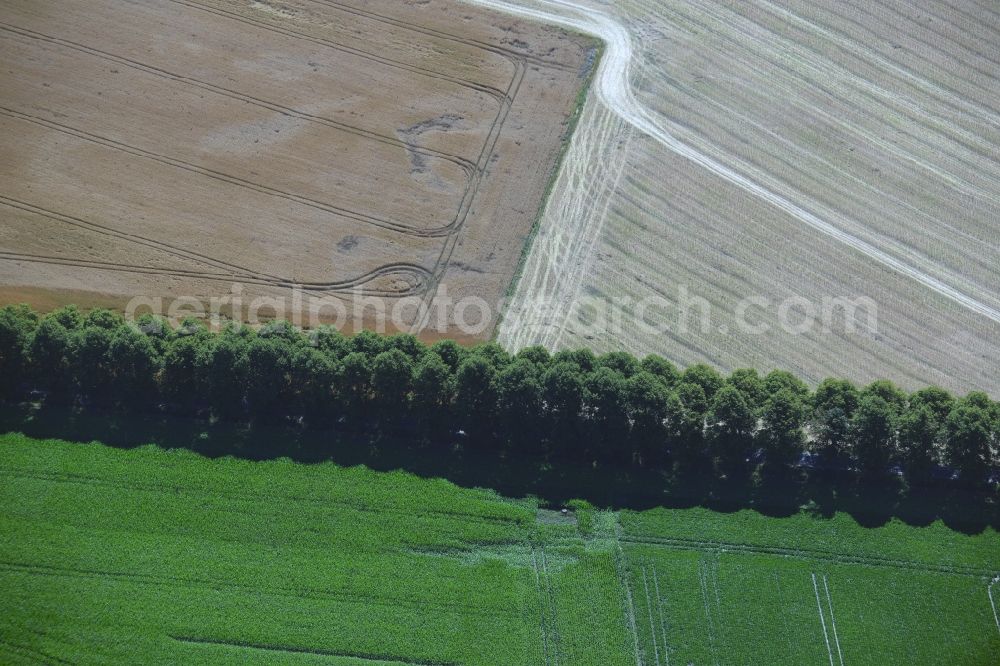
[469,0,1000,329]
[0,198,432,297]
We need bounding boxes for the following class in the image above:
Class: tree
[763,370,810,402]
[84,308,124,330]
[813,407,852,464]
[516,345,551,368]
[811,378,859,463]
[850,395,898,476]
[944,399,995,487]
[288,345,337,421]
[597,351,640,378]
[907,386,954,424]
[455,356,498,441]
[468,342,511,371]
[107,324,160,407]
[427,339,464,373]
[49,305,83,331]
[0,304,36,398]
[640,354,679,389]
[371,349,414,416]
[585,367,629,464]
[161,331,208,412]
[72,324,114,403]
[133,313,170,357]
[726,368,766,414]
[681,364,724,401]
[552,348,596,373]
[708,384,756,469]
[338,351,373,417]
[758,388,806,468]
[385,333,425,362]
[411,353,455,435]
[258,319,300,343]
[813,378,860,416]
[860,380,907,414]
[201,327,251,419]
[309,326,350,360]
[675,381,709,464]
[245,336,291,418]
[898,403,941,484]
[542,361,586,458]
[496,359,544,450]
[351,329,385,357]
[625,372,670,465]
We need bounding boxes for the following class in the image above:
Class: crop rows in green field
[2,433,999,665]
[619,545,1000,665]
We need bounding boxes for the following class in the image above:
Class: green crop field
[1,433,998,665]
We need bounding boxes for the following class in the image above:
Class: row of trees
[1,304,997,487]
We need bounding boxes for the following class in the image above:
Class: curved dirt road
[467,0,1000,325]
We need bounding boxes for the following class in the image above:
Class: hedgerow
[0,304,997,489]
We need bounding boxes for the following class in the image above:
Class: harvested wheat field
[0,0,595,338]
[488,0,1000,396]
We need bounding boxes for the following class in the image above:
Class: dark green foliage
[468,342,511,370]
[709,384,756,468]
[84,308,124,330]
[202,326,251,419]
[542,361,585,458]
[288,345,337,421]
[49,304,84,330]
[339,351,373,416]
[496,359,543,447]
[585,367,629,463]
[309,326,350,360]
[763,369,810,401]
[552,348,596,373]
[639,354,680,389]
[681,363,724,401]
[515,345,551,368]
[812,377,860,415]
[0,304,996,489]
[161,331,207,411]
[455,355,498,439]
[411,353,454,434]
[245,335,292,418]
[72,324,115,402]
[427,339,465,373]
[759,388,806,468]
[385,333,425,361]
[625,371,670,464]
[727,368,766,413]
[0,304,36,398]
[851,395,898,476]
[898,402,942,484]
[107,324,159,407]
[597,350,641,378]
[371,349,414,413]
[350,329,385,356]
[28,316,73,394]
[675,381,708,462]
[944,397,995,487]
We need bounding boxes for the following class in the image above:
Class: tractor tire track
[464,0,1000,326]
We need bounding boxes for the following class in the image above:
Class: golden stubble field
[0,0,594,339]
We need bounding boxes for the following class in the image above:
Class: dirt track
[0,0,594,337]
[488,0,1000,395]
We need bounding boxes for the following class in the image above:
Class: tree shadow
[1,402,996,533]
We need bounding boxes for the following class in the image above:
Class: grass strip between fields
[494,37,606,334]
